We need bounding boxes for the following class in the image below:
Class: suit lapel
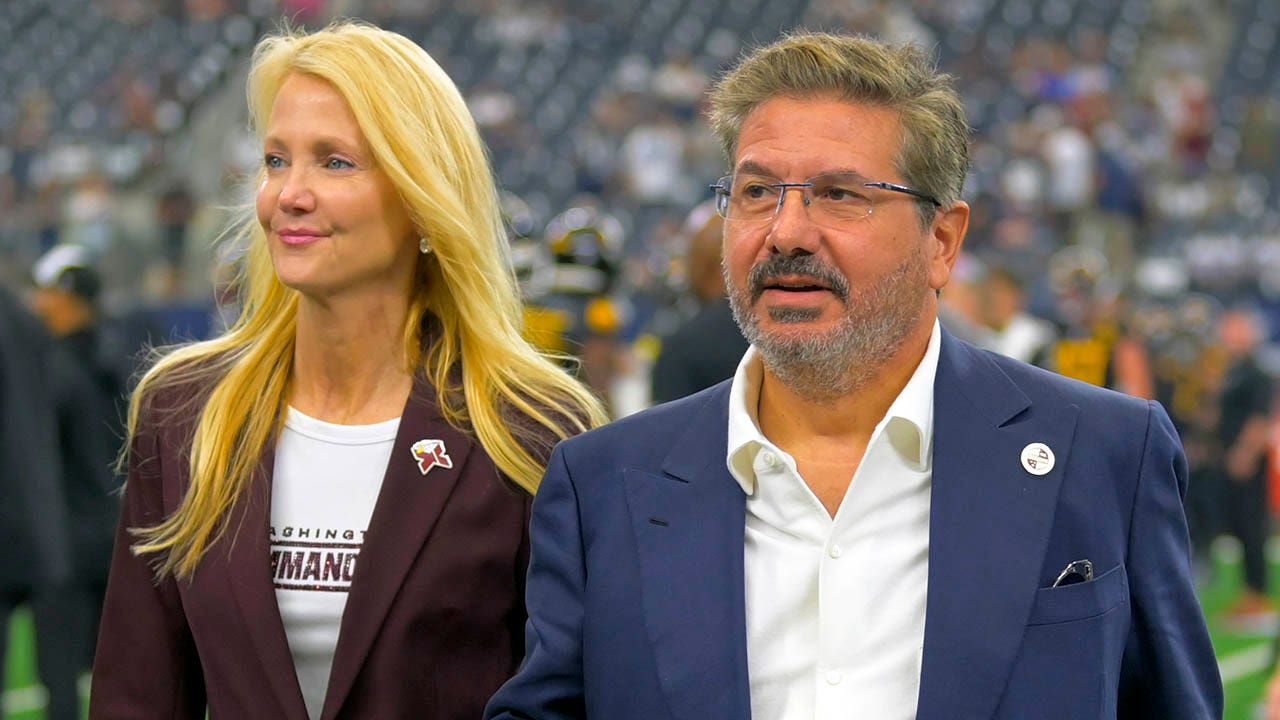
[625,385,752,720]
[916,333,1079,719]
[223,443,311,719]
[320,377,472,720]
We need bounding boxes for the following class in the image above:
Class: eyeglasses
[710,172,942,226]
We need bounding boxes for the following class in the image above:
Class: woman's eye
[264,155,285,169]
[326,157,355,170]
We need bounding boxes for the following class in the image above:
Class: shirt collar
[725,319,941,495]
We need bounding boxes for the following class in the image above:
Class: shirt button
[825,670,843,685]
[828,544,843,559]
[760,451,779,469]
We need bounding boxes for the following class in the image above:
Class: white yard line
[1,685,48,714]
[1220,642,1274,683]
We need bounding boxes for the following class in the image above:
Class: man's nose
[767,186,820,256]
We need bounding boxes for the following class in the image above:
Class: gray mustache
[748,255,850,303]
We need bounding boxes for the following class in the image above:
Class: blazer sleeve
[1117,401,1223,719]
[485,443,588,720]
[89,403,207,719]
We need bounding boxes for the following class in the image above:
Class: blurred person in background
[1214,306,1276,628]
[619,108,687,206]
[61,172,116,257]
[1142,295,1226,582]
[531,202,630,412]
[936,252,994,348]
[158,182,197,292]
[31,244,129,421]
[502,191,553,303]
[980,263,1056,364]
[1039,104,1096,244]
[650,201,746,404]
[29,244,127,671]
[0,283,79,720]
[1037,246,1154,398]
[90,22,606,720]
[507,191,570,361]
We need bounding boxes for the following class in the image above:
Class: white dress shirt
[726,320,941,720]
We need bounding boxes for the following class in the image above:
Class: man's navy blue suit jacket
[486,330,1223,720]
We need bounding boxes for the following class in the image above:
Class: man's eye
[740,182,775,199]
[819,185,863,202]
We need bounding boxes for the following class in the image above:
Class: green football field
[2,608,69,719]
[1200,538,1279,720]
[0,544,1275,719]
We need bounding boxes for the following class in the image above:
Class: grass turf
[0,548,1273,719]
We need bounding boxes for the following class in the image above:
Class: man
[651,202,748,403]
[30,244,125,665]
[1213,306,1275,627]
[981,263,1056,364]
[486,33,1220,720]
[0,283,78,720]
[936,252,994,349]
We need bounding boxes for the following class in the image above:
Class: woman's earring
[419,237,433,255]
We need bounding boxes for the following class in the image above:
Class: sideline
[1221,642,1273,684]
[1,685,48,714]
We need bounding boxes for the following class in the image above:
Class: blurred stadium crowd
[6,0,1280,714]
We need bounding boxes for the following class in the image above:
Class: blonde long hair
[128,21,608,579]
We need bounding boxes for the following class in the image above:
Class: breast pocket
[1027,562,1128,626]
[996,564,1130,719]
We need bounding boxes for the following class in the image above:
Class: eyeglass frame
[709,173,943,225]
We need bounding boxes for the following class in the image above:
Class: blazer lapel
[916,333,1079,719]
[320,377,472,720]
[223,444,312,719]
[624,385,752,720]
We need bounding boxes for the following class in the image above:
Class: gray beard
[726,250,928,403]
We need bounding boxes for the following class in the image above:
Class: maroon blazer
[90,374,543,719]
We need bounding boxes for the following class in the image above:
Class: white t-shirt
[270,407,399,720]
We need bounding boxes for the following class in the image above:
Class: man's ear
[927,200,969,291]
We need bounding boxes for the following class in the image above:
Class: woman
[90,22,607,720]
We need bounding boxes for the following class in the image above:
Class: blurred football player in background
[527,202,631,411]
[1036,245,1154,399]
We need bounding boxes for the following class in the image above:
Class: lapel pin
[411,439,453,476]
[1020,442,1055,476]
